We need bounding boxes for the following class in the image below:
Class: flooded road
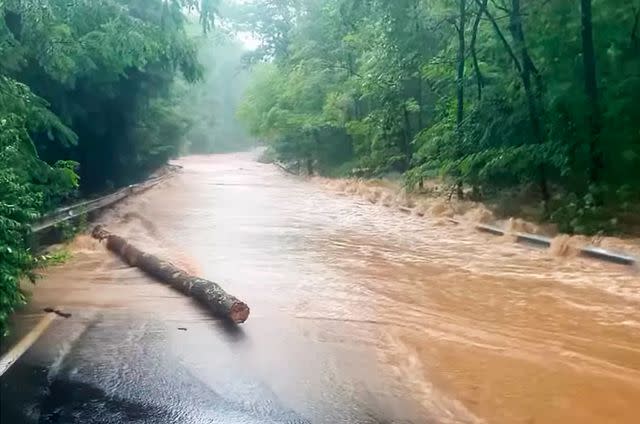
[3,152,640,423]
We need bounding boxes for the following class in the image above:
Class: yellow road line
[0,313,56,376]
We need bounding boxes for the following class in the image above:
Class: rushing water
[35,152,640,423]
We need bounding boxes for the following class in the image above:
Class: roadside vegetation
[237,0,640,236]
[0,0,221,336]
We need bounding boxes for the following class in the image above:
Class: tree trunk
[632,7,640,49]
[456,0,466,134]
[413,0,425,131]
[509,0,550,207]
[92,226,250,323]
[402,104,413,170]
[580,0,603,184]
[417,78,424,131]
[347,52,363,121]
[470,0,486,100]
[306,157,313,176]
[456,0,467,199]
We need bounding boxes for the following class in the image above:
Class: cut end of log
[229,302,251,324]
[92,225,109,240]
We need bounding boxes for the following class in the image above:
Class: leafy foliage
[0,0,203,335]
[0,72,77,335]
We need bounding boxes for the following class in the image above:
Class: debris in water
[43,307,72,318]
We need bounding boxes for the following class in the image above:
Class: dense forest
[237,0,640,233]
[0,0,224,335]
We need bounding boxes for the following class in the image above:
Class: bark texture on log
[92,226,250,323]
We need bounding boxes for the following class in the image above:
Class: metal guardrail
[446,218,637,266]
[31,176,166,233]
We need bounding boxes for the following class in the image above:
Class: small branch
[491,0,510,13]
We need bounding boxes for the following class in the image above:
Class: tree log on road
[92,226,250,323]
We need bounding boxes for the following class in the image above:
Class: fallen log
[92,225,250,323]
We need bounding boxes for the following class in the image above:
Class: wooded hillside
[237,0,640,234]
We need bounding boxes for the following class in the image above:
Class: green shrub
[550,186,623,235]
[0,168,40,337]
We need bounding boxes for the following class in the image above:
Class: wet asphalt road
[1,314,308,424]
[0,153,426,424]
[0,309,401,424]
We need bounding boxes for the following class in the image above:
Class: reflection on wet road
[2,152,639,423]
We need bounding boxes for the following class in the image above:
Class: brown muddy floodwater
[33,152,640,423]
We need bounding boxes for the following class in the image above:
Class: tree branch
[491,0,510,14]
[474,0,523,74]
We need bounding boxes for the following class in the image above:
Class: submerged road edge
[445,217,637,266]
[0,313,56,376]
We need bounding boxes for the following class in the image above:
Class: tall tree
[508,0,549,205]
[470,0,486,100]
[455,0,468,199]
[580,0,603,184]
